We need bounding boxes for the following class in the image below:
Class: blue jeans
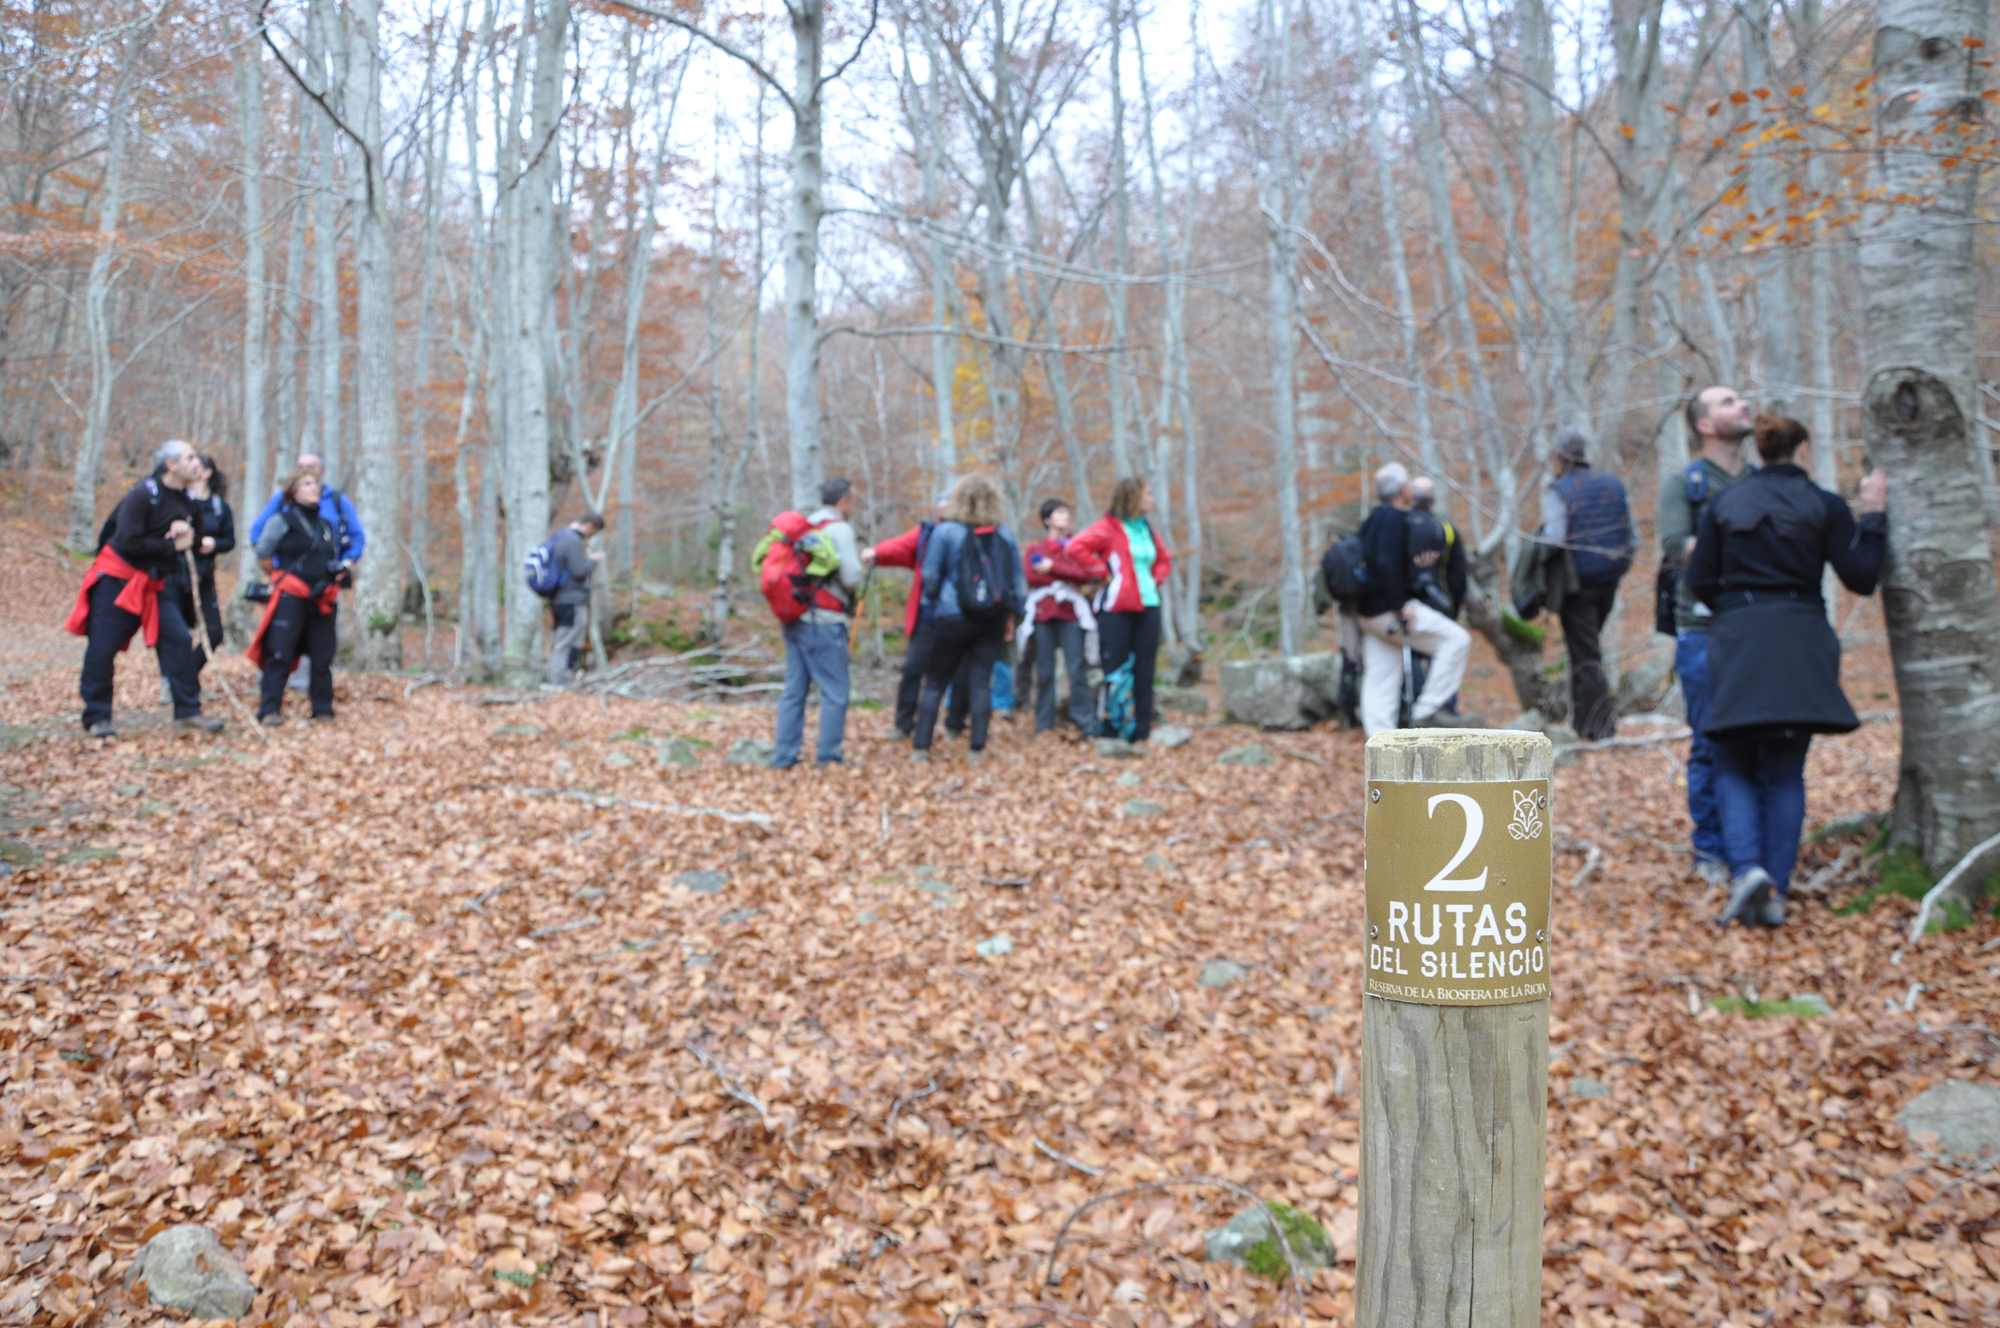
[773,620,850,766]
[1676,630,1726,865]
[1713,729,1812,891]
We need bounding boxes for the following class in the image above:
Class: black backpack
[96,477,163,552]
[1321,533,1366,607]
[953,527,1010,622]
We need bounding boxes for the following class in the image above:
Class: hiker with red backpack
[910,474,1024,763]
[762,479,865,768]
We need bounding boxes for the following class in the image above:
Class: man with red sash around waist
[247,469,344,725]
[67,439,224,738]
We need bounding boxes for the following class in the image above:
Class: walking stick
[183,547,269,743]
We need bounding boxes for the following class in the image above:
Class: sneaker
[174,715,225,735]
[86,721,117,739]
[260,714,284,728]
[967,749,986,765]
[1696,858,1730,891]
[159,679,172,707]
[1717,868,1773,929]
[310,713,335,723]
[909,749,930,764]
[1757,893,1787,928]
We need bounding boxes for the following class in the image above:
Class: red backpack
[752,512,843,623]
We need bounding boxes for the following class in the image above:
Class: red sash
[245,573,339,668]
[64,547,165,650]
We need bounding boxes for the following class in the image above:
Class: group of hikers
[69,445,363,736]
[73,385,1888,931]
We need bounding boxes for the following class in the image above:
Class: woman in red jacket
[1066,477,1171,743]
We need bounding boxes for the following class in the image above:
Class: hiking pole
[183,547,269,743]
[849,565,875,655]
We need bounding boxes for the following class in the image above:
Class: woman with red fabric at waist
[247,470,344,725]
[1065,477,1172,743]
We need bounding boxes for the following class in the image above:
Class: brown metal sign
[1364,779,1553,1005]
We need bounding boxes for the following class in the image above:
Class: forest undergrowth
[1,514,1997,1328]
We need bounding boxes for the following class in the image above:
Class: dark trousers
[913,617,1004,751]
[1559,582,1620,741]
[257,595,337,719]
[176,582,224,681]
[1033,618,1095,734]
[1714,729,1812,889]
[1098,606,1162,742]
[896,619,967,736]
[80,575,203,729]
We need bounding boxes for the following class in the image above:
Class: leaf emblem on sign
[1507,789,1543,841]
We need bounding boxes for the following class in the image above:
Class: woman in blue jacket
[911,474,1024,762]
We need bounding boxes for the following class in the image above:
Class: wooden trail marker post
[1357,730,1554,1328]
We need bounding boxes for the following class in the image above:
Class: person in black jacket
[65,440,224,736]
[247,469,345,724]
[1355,464,1469,735]
[164,455,235,694]
[1689,414,1888,928]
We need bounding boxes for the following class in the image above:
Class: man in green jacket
[1659,385,1754,885]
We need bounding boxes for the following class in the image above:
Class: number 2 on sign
[1423,793,1489,892]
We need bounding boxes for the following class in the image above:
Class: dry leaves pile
[1,516,1997,1328]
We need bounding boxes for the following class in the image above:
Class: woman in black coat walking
[1688,415,1888,928]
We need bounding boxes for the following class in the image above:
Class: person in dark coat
[1688,414,1888,928]
[1541,429,1638,741]
[164,455,235,694]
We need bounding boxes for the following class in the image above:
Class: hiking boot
[1717,868,1774,929]
[909,749,931,764]
[260,714,285,728]
[967,749,986,765]
[86,721,117,739]
[174,714,225,735]
[311,713,336,723]
[159,678,173,707]
[1757,893,1787,928]
[1696,858,1730,891]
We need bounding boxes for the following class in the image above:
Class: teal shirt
[1123,518,1160,608]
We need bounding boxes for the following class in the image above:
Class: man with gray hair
[1352,462,1470,734]
[65,440,224,736]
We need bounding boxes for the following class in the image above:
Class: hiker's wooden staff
[183,546,269,743]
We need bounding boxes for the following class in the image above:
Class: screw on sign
[1357,729,1553,1328]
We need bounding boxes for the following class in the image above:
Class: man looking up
[1355,463,1471,734]
[1660,385,1754,886]
[68,440,224,736]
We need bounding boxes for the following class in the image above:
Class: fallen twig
[529,918,600,938]
[1559,839,1604,890]
[404,674,443,698]
[1909,828,2000,943]
[1794,845,1861,897]
[1555,728,1691,758]
[980,876,1031,889]
[685,1038,770,1122]
[1034,1137,1103,1177]
[460,884,513,916]
[887,1078,940,1131]
[468,783,774,829]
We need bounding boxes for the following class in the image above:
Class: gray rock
[1202,1203,1333,1277]
[1151,724,1193,749]
[719,908,759,925]
[573,886,607,902]
[1142,852,1182,878]
[727,736,775,766]
[1569,1077,1612,1099]
[975,935,1014,957]
[1199,959,1249,989]
[127,1224,256,1321]
[1096,737,1145,759]
[493,724,543,737]
[676,869,729,895]
[1121,799,1166,818]
[653,736,704,768]
[1502,709,1546,733]
[1155,684,1210,717]
[1899,1079,2000,1159]
[1219,653,1343,730]
[1218,743,1275,768]
[603,750,636,768]
[1116,772,1142,787]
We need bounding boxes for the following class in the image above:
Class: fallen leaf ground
[0,511,1996,1328]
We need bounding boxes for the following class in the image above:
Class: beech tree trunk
[784,0,825,509]
[1255,0,1307,655]
[235,33,268,601]
[1859,0,2000,889]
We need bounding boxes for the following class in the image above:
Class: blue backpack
[1101,659,1138,741]
[524,533,570,597]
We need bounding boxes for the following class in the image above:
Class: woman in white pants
[1350,463,1472,735]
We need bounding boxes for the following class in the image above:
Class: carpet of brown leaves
[1,513,1997,1328]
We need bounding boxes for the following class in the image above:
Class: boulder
[1155,684,1210,717]
[653,736,704,768]
[1202,1202,1334,1282]
[726,737,775,766]
[1200,959,1249,989]
[127,1225,257,1321]
[1899,1079,2000,1160]
[1220,653,1343,730]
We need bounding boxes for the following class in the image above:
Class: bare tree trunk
[1106,3,1134,482]
[1859,0,2000,889]
[501,0,568,680]
[1739,0,1803,419]
[1518,0,1582,438]
[708,76,760,642]
[1133,18,1183,646]
[1608,0,1668,463]
[903,33,957,485]
[345,0,402,671]
[65,24,144,550]
[784,0,826,508]
[1255,0,1307,654]
[235,30,268,597]
[275,107,307,470]
[1016,172,1091,512]
[409,64,444,621]
[309,7,343,482]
